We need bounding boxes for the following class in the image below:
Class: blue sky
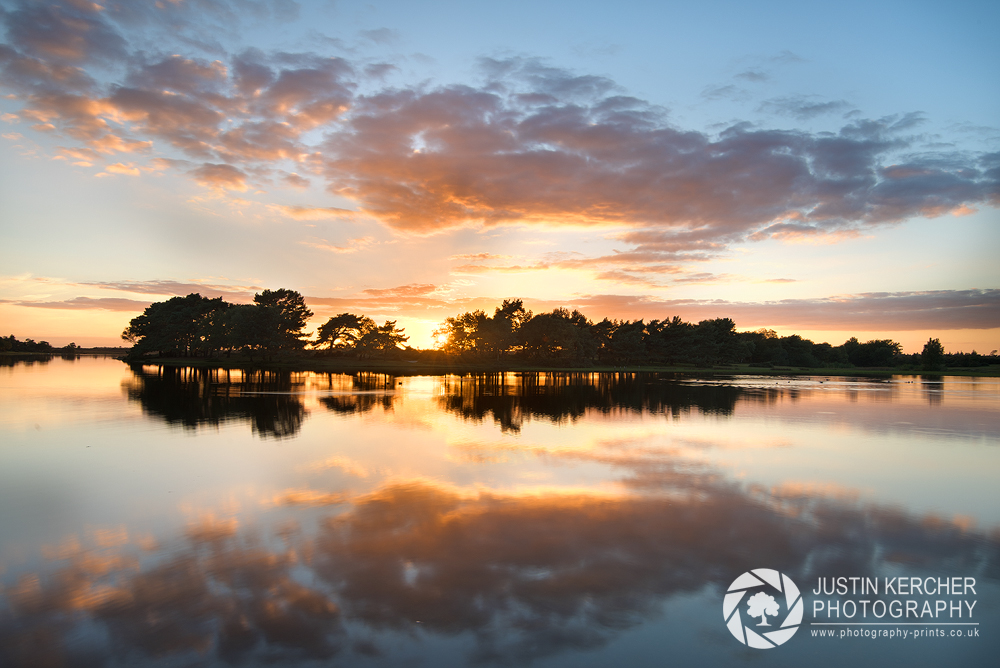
[0,0,997,349]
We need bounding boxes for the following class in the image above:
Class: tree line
[120,290,408,361]
[436,303,997,370]
[434,300,901,367]
[2,336,78,354]
[115,291,997,370]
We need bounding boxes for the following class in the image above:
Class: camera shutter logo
[723,569,803,648]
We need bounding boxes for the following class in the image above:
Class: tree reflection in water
[122,364,307,439]
[318,372,398,415]
[436,373,743,432]
[121,369,751,437]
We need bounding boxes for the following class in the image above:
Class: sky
[0,0,998,351]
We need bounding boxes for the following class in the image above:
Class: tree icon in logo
[722,569,802,648]
[746,592,780,626]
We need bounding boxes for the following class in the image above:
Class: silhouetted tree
[316,313,375,350]
[922,337,945,371]
[1,335,55,353]
[843,337,902,367]
[691,318,750,365]
[221,304,266,360]
[519,308,596,363]
[778,334,820,367]
[609,320,646,364]
[356,320,409,358]
[645,316,697,364]
[436,299,532,360]
[490,299,532,358]
[252,289,313,357]
[122,294,227,357]
[436,310,490,356]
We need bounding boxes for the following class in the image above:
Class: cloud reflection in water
[2,471,995,666]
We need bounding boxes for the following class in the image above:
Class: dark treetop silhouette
[118,291,997,370]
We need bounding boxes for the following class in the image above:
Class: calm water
[1,356,998,667]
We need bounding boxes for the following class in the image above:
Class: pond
[1,356,997,666]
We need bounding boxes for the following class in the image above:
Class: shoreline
[4,352,997,377]
[117,356,1000,378]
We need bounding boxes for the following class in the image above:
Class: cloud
[363,62,398,79]
[479,56,621,100]
[306,455,370,478]
[190,162,249,191]
[770,50,806,65]
[282,172,310,189]
[3,1,128,65]
[269,204,355,219]
[103,162,140,176]
[735,69,768,83]
[449,252,511,261]
[0,8,355,186]
[9,296,152,311]
[305,290,462,314]
[759,96,854,120]
[271,488,348,506]
[523,289,1000,331]
[701,84,750,101]
[82,279,260,301]
[591,270,666,289]
[2,471,990,666]
[293,286,1000,333]
[362,283,437,298]
[0,7,995,257]
[125,54,228,96]
[452,262,549,274]
[323,71,997,237]
[750,224,865,244]
[299,236,373,253]
[359,28,400,46]
[444,231,722,282]
[669,272,735,285]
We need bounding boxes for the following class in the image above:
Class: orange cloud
[104,162,140,176]
[270,204,355,220]
[270,488,348,507]
[299,236,373,253]
[1,10,993,253]
[190,162,248,191]
[8,296,152,311]
[519,289,1000,331]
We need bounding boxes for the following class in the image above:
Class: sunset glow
[0,0,997,351]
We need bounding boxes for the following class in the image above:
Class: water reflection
[437,373,743,433]
[0,354,53,368]
[1,474,995,667]
[318,372,399,415]
[118,367,999,443]
[921,376,945,405]
[122,369,753,437]
[122,365,307,439]
[2,361,998,666]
